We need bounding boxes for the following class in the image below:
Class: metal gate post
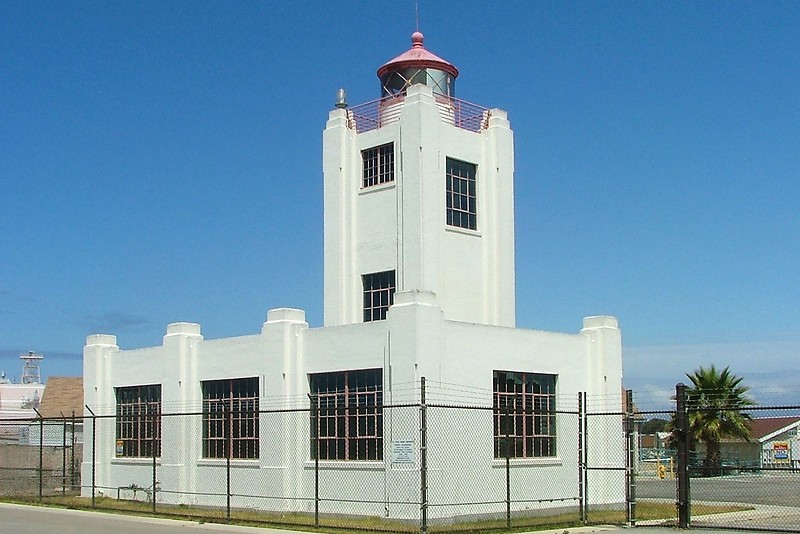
[676,383,690,528]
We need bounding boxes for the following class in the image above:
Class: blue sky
[2,1,798,408]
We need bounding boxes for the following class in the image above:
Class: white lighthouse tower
[323,32,516,328]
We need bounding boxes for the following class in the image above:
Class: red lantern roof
[377,32,459,79]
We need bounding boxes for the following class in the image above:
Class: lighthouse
[82,30,624,522]
[323,32,516,328]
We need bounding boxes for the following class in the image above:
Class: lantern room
[377,31,459,98]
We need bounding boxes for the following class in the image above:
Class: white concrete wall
[83,297,624,518]
[324,84,515,328]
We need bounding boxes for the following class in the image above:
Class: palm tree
[684,365,755,475]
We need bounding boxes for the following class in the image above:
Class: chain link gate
[674,383,800,531]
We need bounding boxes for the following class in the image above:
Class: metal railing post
[625,389,636,525]
[676,383,691,528]
[420,377,428,534]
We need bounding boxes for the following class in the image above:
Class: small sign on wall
[392,440,415,464]
[774,441,789,461]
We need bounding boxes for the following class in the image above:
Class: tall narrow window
[115,384,161,458]
[445,157,477,230]
[202,377,259,459]
[493,371,556,458]
[309,369,383,461]
[362,270,396,322]
[362,143,395,188]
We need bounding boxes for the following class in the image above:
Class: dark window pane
[362,270,396,323]
[201,377,259,459]
[308,369,383,461]
[492,371,557,458]
[445,157,477,230]
[362,143,395,188]
[115,385,162,458]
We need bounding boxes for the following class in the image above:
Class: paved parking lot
[637,472,800,530]
[637,472,800,507]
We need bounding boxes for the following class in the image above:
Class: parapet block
[581,316,619,330]
[265,308,307,324]
[85,334,118,347]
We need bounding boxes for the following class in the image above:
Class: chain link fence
[3,380,798,532]
[0,415,82,497]
[635,384,800,532]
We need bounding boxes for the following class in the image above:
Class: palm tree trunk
[703,440,722,476]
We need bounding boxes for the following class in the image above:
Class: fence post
[307,394,319,528]
[85,405,96,508]
[582,392,589,523]
[71,411,77,490]
[675,383,690,528]
[62,414,67,496]
[152,409,158,514]
[226,407,231,522]
[420,376,428,534]
[625,389,636,525]
[504,398,511,530]
[37,411,44,501]
[577,392,585,524]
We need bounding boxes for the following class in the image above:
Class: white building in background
[83,32,624,520]
[0,374,43,420]
[0,353,45,443]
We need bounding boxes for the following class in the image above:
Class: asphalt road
[0,502,299,534]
